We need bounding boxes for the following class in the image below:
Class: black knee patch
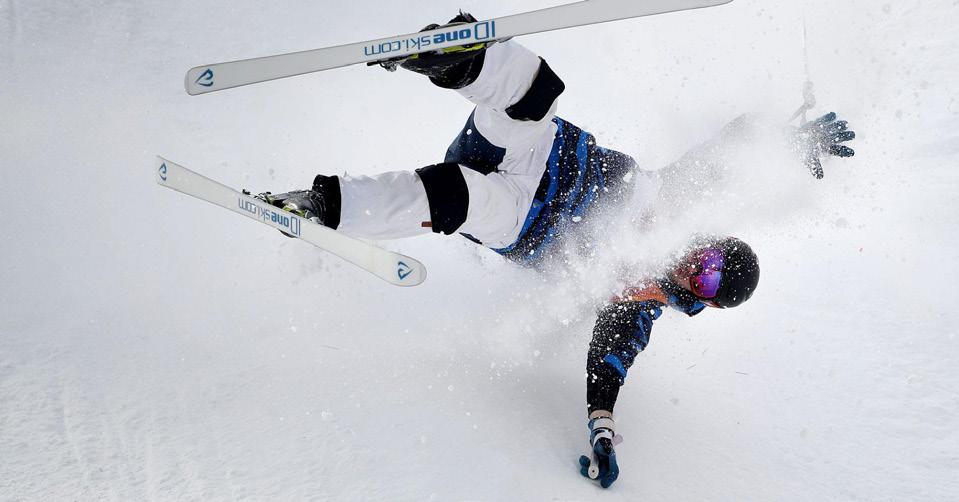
[312,174,341,229]
[415,163,469,235]
[505,58,565,122]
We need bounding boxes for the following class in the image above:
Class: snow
[1,0,958,500]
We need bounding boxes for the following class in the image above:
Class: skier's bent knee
[416,162,470,235]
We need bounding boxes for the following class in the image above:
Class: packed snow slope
[2,0,957,500]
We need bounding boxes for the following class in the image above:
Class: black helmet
[710,237,760,308]
[674,236,760,309]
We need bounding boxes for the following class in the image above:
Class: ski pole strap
[589,417,616,446]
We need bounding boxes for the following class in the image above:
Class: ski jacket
[445,112,636,266]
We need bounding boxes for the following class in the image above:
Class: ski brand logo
[363,20,495,57]
[195,69,214,87]
[237,198,301,237]
[397,261,413,281]
[158,162,168,181]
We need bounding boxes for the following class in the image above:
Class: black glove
[791,112,856,179]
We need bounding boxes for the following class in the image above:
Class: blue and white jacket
[446,112,636,266]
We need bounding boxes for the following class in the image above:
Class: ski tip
[391,257,427,287]
[185,66,214,95]
[155,156,172,184]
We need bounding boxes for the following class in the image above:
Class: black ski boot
[255,175,340,237]
[260,189,324,216]
[378,12,490,89]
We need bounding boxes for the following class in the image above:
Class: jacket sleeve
[586,300,663,414]
[651,114,764,221]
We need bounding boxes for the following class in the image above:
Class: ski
[154,157,427,287]
[185,0,733,95]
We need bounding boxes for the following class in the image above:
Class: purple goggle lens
[690,248,725,300]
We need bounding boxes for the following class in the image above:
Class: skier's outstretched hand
[792,112,857,179]
[578,415,620,489]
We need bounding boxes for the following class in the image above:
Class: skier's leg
[396,14,564,166]
[274,162,532,245]
[274,13,562,243]
[416,162,536,248]
[336,171,432,239]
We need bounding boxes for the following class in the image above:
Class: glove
[578,414,622,489]
[791,112,856,179]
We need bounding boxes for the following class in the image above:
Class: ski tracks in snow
[0,0,17,69]
[0,0,17,38]
[0,333,207,500]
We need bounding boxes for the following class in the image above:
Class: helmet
[673,236,760,309]
[712,237,760,308]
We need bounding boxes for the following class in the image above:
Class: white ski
[154,157,427,287]
[185,0,733,95]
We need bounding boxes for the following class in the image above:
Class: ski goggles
[687,248,725,301]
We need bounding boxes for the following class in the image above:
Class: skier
[258,13,856,489]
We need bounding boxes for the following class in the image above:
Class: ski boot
[377,11,491,89]
[253,175,340,237]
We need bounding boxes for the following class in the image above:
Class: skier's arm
[652,112,856,214]
[584,289,704,422]
[578,300,661,489]
[586,301,662,415]
[653,113,757,213]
